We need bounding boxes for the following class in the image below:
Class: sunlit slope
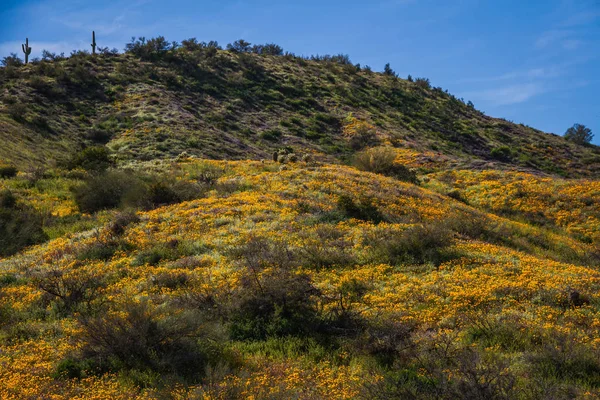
[1,160,600,398]
[426,169,600,244]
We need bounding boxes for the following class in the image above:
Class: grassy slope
[1,50,599,177]
[1,159,600,398]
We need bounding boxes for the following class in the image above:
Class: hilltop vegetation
[1,36,599,176]
[0,37,599,399]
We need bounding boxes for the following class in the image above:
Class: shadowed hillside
[1,38,598,176]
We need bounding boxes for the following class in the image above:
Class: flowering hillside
[426,170,600,244]
[1,158,599,399]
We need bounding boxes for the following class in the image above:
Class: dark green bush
[69,146,112,171]
[73,171,205,213]
[137,178,206,210]
[259,128,282,141]
[527,334,600,388]
[0,191,48,257]
[6,102,27,122]
[227,39,252,53]
[75,301,218,382]
[125,36,173,61]
[490,146,512,161]
[414,77,431,89]
[564,124,593,145]
[363,223,454,266]
[72,171,140,213]
[229,268,321,340]
[76,239,133,261]
[0,164,18,179]
[363,332,519,400]
[32,265,106,315]
[86,128,113,144]
[299,224,357,268]
[447,189,467,203]
[226,236,321,339]
[53,358,95,379]
[132,240,202,266]
[108,211,140,236]
[337,195,385,223]
[0,189,17,207]
[383,63,396,77]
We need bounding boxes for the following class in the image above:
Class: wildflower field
[1,157,599,399]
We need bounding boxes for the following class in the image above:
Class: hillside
[1,39,600,400]
[0,158,599,399]
[1,40,599,176]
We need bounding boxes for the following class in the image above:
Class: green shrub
[353,147,417,183]
[359,320,414,367]
[6,102,27,122]
[32,265,107,315]
[363,223,454,266]
[108,211,140,236]
[364,332,520,400]
[564,123,593,145]
[132,240,202,266]
[446,189,467,203]
[0,191,48,257]
[383,63,396,77]
[72,171,140,213]
[259,129,282,141]
[53,358,90,379]
[86,128,113,144]
[527,334,600,387]
[69,146,112,171]
[73,171,205,213]
[125,36,172,61]
[490,146,512,161]
[337,195,385,223]
[0,165,18,179]
[298,224,357,268]
[76,239,133,261]
[225,236,324,339]
[229,268,321,340]
[0,189,17,207]
[414,77,431,89]
[0,165,17,181]
[139,178,206,210]
[74,301,219,382]
[348,125,379,150]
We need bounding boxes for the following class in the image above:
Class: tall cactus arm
[22,38,31,64]
[91,31,97,55]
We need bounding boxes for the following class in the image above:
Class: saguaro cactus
[91,31,97,55]
[22,38,32,64]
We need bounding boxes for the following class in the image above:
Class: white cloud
[560,10,600,27]
[535,29,582,50]
[467,83,544,106]
[456,65,564,85]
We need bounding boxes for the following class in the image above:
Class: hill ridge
[1,41,598,177]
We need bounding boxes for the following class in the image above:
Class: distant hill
[1,38,598,176]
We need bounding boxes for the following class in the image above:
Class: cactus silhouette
[91,31,96,55]
[22,38,32,64]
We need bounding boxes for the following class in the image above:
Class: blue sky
[1,0,599,144]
